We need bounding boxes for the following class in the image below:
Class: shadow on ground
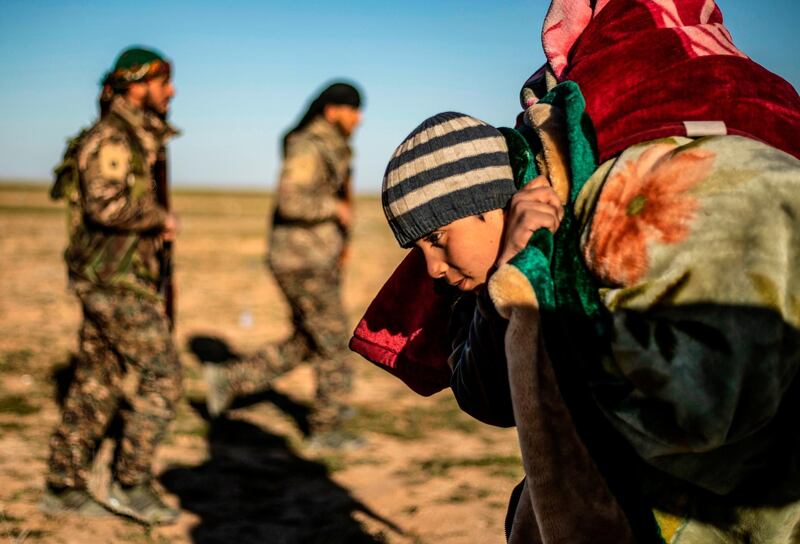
[188,335,242,365]
[161,412,397,544]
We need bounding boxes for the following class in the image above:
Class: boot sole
[38,498,114,518]
[106,496,179,526]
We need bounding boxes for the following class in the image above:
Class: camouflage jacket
[51,96,177,294]
[268,116,352,273]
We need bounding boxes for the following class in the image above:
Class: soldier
[205,82,363,447]
[40,46,182,525]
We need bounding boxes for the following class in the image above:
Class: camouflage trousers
[47,284,182,489]
[224,267,353,432]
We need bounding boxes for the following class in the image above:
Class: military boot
[204,363,233,418]
[39,486,112,518]
[106,481,179,525]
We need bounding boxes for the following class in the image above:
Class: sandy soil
[0,183,522,544]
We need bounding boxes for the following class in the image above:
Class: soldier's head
[283,81,363,150]
[318,83,363,137]
[100,47,175,116]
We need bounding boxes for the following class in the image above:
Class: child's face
[415,209,504,292]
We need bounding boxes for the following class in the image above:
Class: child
[372,102,800,543]
[380,111,652,542]
[381,111,564,425]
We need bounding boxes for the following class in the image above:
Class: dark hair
[281,81,362,154]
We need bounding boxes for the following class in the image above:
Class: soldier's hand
[496,176,564,267]
[335,200,353,231]
[162,212,180,242]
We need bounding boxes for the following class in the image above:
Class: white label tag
[683,121,727,137]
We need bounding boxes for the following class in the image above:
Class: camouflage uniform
[223,115,353,432]
[47,96,181,490]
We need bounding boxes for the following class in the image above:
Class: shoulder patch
[76,120,127,170]
[97,142,132,183]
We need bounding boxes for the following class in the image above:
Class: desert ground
[0,182,522,544]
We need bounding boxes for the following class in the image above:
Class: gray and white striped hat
[382,112,516,248]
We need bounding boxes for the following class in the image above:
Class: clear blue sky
[1,0,797,192]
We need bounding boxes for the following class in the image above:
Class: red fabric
[348,248,452,396]
[557,0,800,162]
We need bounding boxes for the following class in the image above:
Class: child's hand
[496,176,564,267]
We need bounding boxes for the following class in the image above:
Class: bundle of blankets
[350,0,800,542]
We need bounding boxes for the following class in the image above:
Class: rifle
[154,147,175,330]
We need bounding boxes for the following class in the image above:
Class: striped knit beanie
[382,112,516,248]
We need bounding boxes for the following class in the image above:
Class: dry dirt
[0,183,522,544]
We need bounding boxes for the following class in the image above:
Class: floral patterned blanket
[574,134,800,542]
